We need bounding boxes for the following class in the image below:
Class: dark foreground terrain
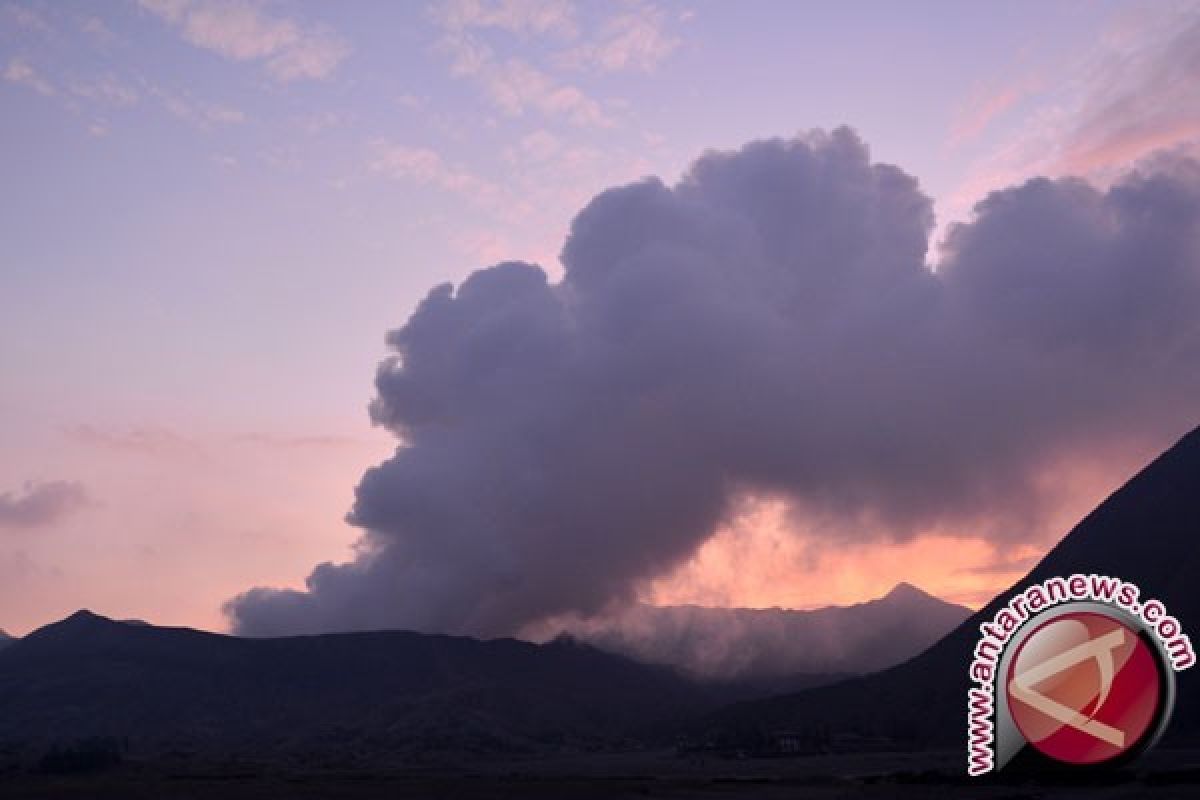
[4,748,1200,798]
[3,428,1200,798]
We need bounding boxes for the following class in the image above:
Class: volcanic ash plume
[227,128,1200,638]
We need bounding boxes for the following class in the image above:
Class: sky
[3,0,1200,637]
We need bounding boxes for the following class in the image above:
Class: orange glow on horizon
[641,500,1041,612]
[639,445,1150,614]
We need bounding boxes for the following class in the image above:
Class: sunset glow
[4,1,1200,639]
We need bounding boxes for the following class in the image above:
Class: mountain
[0,630,13,652]
[701,424,1200,748]
[9,423,1197,767]
[562,583,971,680]
[0,611,769,763]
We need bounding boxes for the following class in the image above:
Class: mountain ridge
[561,582,970,679]
[0,606,831,762]
[699,423,1200,748]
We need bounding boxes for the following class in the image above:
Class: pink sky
[3,1,1200,636]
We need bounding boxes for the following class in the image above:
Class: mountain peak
[62,609,109,625]
[880,581,932,603]
[25,609,117,640]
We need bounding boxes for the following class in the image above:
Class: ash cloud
[0,481,89,530]
[541,584,971,680]
[227,128,1200,638]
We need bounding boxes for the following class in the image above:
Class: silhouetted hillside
[0,610,807,763]
[701,424,1200,749]
[7,424,1198,769]
[564,583,969,679]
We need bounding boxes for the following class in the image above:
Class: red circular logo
[1005,611,1163,765]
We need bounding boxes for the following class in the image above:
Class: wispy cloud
[70,74,139,107]
[0,481,89,530]
[149,83,245,127]
[3,56,55,96]
[438,0,577,38]
[430,1,680,127]
[508,128,562,162]
[430,2,679,125]
[1058,14,1200,177]
[953,9,1200,196]
[64,424,362,456]
[958,552,1041,576]
[1,2,51,34]
[64,424,203,458]
[230,432,363,450]
[438,29,611,126]
[79,15,118,45]
[484,56,610,125]
[450,227,517,264]
[936,7,1200,255]
[370,139,503,205]
[557,1,678,73]
[139,0,349,81]
[948,81,1028,148]
[368,138,541,234]
[437,0,677,73]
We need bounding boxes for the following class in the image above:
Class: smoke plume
[227,128,1200,637]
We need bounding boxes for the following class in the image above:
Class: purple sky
[2,1,1199,636]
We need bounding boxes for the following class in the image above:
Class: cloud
[557,1,678,73]
[544,583,968,679]
[953,9,1200,198]
[264,34,348,82]
[63,424,202,458]
[438,29,611,126]
[431,2,680,124]
[70,74,139,107]
[1059,14,1200,176]
[957,551,1041,576]
[511,128,562,162]
[487,57,610,125]
[227,128,1200,638]
[64,424,358,456]
[80,15,118,45]
[0,481,89,530]
[939,8,1200,252]
[230,432,362,450]
[148,84,245,127]
[948,82,1027,148]
[431,2,632,127]
[436,0,577,38]
[369,140,500,200]
[369,139,536,224]
[436,0,677,73]
[2,3,51,34]
[3,57,54,96]
[139,0,349,81]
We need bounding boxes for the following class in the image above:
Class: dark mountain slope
[0,611,732,760]
[703,424,1200,747]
